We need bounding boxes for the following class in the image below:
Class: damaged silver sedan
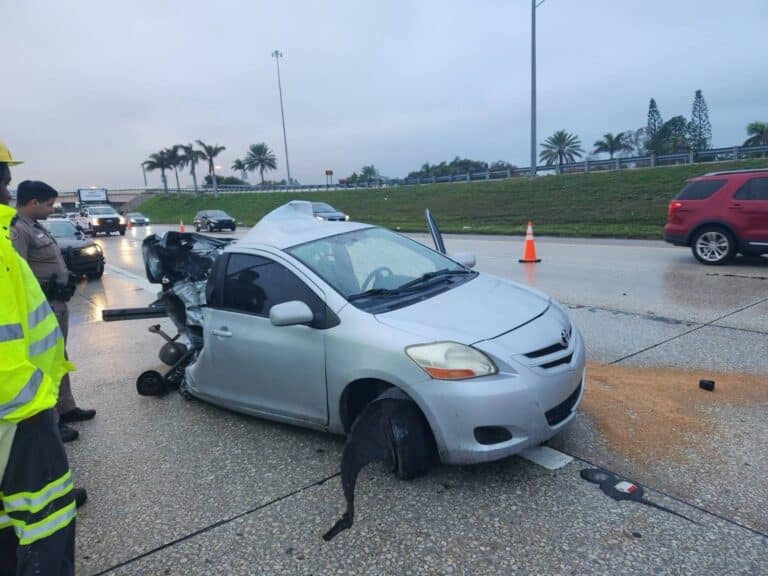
[105,201,585,477]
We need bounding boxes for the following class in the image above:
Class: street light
[272,50,292,185]
[530,0,546,179]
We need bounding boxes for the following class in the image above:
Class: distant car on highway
[664,168,768,264]
[194,210,236,232]
[312,202,349,221]
[126,212,151,226]
[42,219,105,279]
[80,204,127,236]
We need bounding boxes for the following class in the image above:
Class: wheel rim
[695,231,730,262]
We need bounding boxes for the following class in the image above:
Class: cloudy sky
[2,0,766,189]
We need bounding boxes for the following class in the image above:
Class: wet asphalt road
[64,225,767,575]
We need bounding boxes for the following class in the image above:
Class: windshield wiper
[396,268,474,291]
[347,287,403,302]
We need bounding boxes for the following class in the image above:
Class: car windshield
[288,227,474,309]
[88,206,117,215]
[206,210,230,218]
[127,212,144,217]
[312,202,336,213]
[43,220,78,238]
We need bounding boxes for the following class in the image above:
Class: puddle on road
[581,363,768,463]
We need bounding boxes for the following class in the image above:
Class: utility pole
[272,50,292,185]
[530,0,537,178]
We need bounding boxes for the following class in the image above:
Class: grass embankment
[138,159,767,238]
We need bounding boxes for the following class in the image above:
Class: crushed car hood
[374,273,550,344]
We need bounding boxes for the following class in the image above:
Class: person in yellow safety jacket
[0,144,77,576]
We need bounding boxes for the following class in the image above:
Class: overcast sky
[2,0,766,189]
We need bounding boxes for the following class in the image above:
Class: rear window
[675,179,726,200]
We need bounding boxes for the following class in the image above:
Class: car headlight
[145,219,150,224]
[405,342,497,380]
[315,216,324,221]
[91,218,100,225]
[119,217,126,225]
[344,215,350,221]
[82,245,100,256]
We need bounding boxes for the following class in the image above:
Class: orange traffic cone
[179,220,185,232]
[519,221,541,263]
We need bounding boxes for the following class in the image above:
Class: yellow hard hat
[0,141,23,165]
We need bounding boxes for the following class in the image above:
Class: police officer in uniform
[0,144,78,575]
[12,181,96,443]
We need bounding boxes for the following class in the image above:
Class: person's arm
[0,254,56,424]
[11,224,30,260]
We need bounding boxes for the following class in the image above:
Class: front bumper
[411,327,586,465]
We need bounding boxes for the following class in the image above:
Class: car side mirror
[451,252,476,269]
[270,301,314,326]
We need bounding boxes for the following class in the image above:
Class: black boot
[60,407,96,423]
[59,423,79,443]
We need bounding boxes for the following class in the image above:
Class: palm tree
[231,159,249,182]
[744,121,768,147]
[360,165,379,181]
[243,143,278,185]
[177,143,206,195]
[165,145,182,192]
[196,140,226,197]
[143,150,173,194]
[592,132,632,159]
[539,130,584,173]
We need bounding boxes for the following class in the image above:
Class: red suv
[664,169,768,264]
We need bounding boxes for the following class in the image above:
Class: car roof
[237,201,371,250]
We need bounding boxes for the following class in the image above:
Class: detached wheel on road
[692,226,736,265]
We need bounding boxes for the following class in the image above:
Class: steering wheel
[361,266,393,292]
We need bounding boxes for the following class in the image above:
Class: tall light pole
[272,50,292,185]
[141,163,148,187]
[530,0,546,179]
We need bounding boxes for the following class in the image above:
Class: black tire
[87,262,104,280]
[691,226,736,265]
[136,370,168,396]
[376,389,435,480]
[231,225,236,232]
[119,229,126,236]
[195,223,201,232]
[208,223,215,233]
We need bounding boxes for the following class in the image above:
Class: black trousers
[0,409,75,576]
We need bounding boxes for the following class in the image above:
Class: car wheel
[231,225,236,232]
[195,223,200,232]
[692,226,736,265]
[87,262,104,280]
[375,389,435,480]
[208,223,215,233]
[119,228,126,236]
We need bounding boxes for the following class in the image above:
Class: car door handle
[729,204,743,210]
[211,328,232,338]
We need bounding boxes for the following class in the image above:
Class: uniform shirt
[11,213,69,286]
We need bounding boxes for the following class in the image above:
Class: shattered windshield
[287,227,474,306]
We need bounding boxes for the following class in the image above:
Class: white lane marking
[104,263,157,294]
[519,445,574,470]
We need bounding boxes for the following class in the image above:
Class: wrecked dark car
[104,201,585,481]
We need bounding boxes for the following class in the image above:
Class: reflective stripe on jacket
[0,204,74,424]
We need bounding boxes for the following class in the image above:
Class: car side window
[221,253,324,322]
[734,177,768,201]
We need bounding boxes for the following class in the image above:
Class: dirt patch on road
[581,363,768,462]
